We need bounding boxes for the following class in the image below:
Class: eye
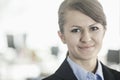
[90,26,99,31]
[71,29,81,33]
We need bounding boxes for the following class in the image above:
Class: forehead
[64,10,96,26]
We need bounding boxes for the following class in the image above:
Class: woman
[43,0,120,80]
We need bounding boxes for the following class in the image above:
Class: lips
[78,45,94,50]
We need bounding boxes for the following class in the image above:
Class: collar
[67,57,104,80]
[96,60,104,80]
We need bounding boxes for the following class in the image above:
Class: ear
[58,31,66,44]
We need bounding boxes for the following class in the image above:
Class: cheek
[66,37,75,46]
[65,35,79,47]
[94,33,104,46]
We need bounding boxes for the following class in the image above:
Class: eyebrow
[72,22,98,28]
[89,23,98,27]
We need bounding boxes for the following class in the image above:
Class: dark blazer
[43,59,120,80]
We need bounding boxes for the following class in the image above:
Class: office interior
[0,0,120,80]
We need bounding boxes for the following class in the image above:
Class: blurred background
[0,0,120,80]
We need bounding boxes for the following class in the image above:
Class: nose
[80,30,92,43]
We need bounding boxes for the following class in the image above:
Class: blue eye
[71,29,81,33]
[90,26,99,31]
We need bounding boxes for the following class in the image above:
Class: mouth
[78,45,95,50]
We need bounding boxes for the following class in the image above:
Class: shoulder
[102,63,120,79]
[42,58,77,80]
[107,67,120,77]
[42,74,62,80]
[103,64,120,74]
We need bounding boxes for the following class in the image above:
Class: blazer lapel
[54,59,77,80]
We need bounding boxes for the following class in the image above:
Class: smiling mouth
[79,45,95,50]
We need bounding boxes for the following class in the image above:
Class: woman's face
[58,10,105,61]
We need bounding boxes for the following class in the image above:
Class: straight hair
[58,0,107,33]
